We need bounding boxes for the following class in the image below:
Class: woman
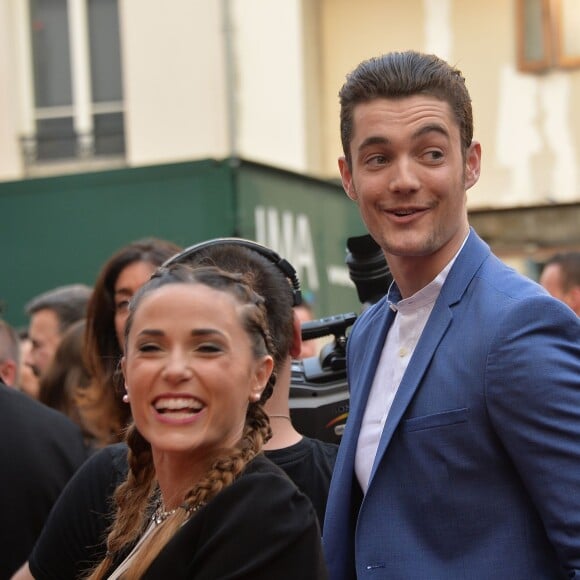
[88,264,326,579]
[90,265,325,580]
[79,238,181,447]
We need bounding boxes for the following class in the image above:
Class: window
[21,0,125,166]
[554,0,580,67]
[517,0,580,72]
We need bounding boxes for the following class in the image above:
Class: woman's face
[114,261,157,350]
[122,283,273,462]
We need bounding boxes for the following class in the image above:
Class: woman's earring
[122,393,130,404]
[250,392,261,403]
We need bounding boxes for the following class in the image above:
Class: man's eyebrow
[357,123,450,153]
[358,135,389,152]
[412,123,450,140]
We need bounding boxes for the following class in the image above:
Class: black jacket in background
[0,381,87,579]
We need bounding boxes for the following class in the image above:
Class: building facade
[1,0,579,320]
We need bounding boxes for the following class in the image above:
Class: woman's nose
[161,351,193,383]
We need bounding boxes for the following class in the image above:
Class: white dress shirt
[355,238,467,493]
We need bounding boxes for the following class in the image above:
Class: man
[25,284,92,379]
[539,251,580,316]
[323,51,580,578]
[16,330,40,398]
[0,377,87,579]
[0,318,20,387]
[294,301,321,359]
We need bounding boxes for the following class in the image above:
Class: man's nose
[388,157,420,194]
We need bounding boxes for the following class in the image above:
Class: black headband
[162,237,302,306]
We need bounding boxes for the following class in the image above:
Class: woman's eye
[115,300,130,313]
[197,343,222,354]
[138,343,161,353]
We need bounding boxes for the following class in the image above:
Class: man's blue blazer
[323,230,580,579]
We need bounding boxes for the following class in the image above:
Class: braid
[187,402,272,503]
[120,402,272,579]
[85,425,156,579]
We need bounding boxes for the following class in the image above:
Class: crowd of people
[2,50,580,579]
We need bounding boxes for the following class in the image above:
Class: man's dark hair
[543,252,580,291]
[339,50,473,167]
[25,284,92,333]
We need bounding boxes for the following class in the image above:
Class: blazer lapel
[366,229,491,487]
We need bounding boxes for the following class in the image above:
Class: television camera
[289,234,392,444]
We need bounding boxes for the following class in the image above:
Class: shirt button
[399,347,408,357]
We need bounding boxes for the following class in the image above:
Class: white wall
[0,1,24,180]
[120,0,313,171]
[231,0,309,173]
[119,0,229,166]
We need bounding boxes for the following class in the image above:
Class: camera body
[289,313,356,444]
[289,234,392,444]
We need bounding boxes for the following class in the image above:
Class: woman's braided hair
[86,264,276,579]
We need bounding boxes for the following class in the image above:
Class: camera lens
[346,234,392,305]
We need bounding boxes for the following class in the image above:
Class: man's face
[27,309,62,377]
[539,263,566,302]
[339,95,480,295]
[539,263,580,315]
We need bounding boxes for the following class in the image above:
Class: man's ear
[290,313,303,359]
[568,286,580,315]
[0,360,17,387]
[464,141,481,190]
[338,156,358,202]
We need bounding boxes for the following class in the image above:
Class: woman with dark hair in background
[80,238,181,447]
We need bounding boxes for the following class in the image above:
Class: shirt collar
[387,231,470,312]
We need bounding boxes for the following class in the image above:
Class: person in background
[89,264,326,578]
[17,330,40,397]
[24,284,92,380]
[15,240,337,580]
[539,250,580,316]
[0,318,21,387]
[323,50,580,578]
[293,301,321,359]
[38,319,96,449]
[80,238,181,447]
[0,376,87,580]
